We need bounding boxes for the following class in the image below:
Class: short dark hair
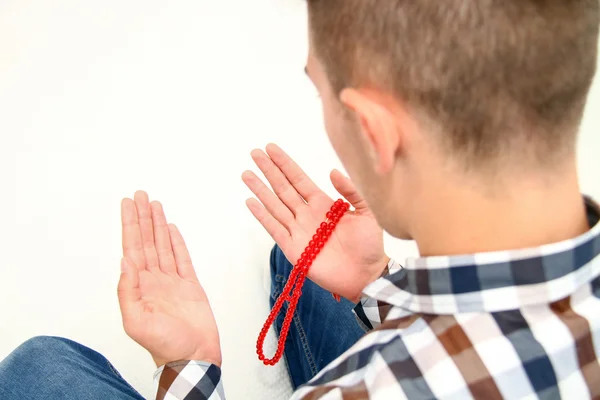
[308,0,600,165]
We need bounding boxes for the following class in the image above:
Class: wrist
[376,256,391,278]
[368,255,391,284]
[154,351,222,369]
[349,255,391,303]
[188,355,222,368]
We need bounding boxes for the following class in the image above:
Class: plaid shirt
[155,198,600,399]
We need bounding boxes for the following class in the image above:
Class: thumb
[117,257,141,315]
[330,169,369,211]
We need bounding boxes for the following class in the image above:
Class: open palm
[243,144,389,302]
[118,191,221,367]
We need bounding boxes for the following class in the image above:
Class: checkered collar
[364,197,600,315]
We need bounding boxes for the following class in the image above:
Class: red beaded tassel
[256,199,350,366]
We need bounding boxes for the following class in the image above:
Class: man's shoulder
[371,300,600,398]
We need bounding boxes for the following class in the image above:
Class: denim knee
[13,336,74,357]
[1,336,144,399]
[13,336,67,356]
[2,336,70,371]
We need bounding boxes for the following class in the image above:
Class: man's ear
[339,88,401,174]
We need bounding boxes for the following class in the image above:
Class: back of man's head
[306,0,599,243]
[308,0,599,166]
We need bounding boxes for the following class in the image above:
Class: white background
[0,1,598,399]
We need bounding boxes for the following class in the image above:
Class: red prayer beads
[256,199,350,366]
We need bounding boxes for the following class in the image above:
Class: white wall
[0,1,598,399]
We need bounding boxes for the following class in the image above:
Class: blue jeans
[0,336,144,399]
[269,245,365,389]
[0,246,364,398]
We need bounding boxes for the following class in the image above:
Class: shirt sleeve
[352,258,403,330]
[154,361,225,400]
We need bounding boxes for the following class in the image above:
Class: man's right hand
[118,191,222,368]
[242,144,389,302]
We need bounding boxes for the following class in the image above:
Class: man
[1,0,599,399]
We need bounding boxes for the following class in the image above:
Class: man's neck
[410,163,589,257]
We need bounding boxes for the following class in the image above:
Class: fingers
[151,201,177,275]
[117,257,141,322]
[168,224,199,282]
[265,143,322,201]
[121,198,145,270]
[242,170,295,228]
[251,149,305,213]
[330,169,369,210]
[245,198,291,247]
[134,191,160,271]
